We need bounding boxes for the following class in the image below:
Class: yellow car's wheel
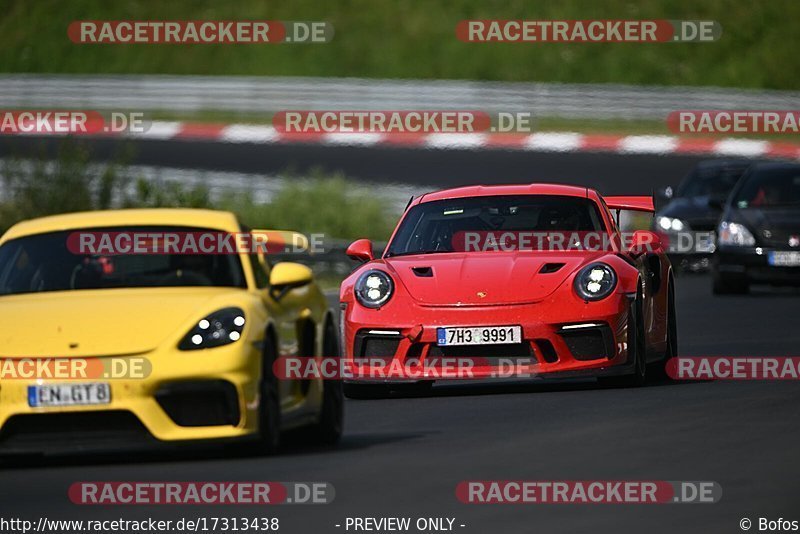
[307,319,344,445]
[257,332,281,455]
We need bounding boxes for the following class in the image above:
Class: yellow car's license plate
[27,383,111,407]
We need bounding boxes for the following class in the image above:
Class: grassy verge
[0,1,798,89]
[0,141,396,241]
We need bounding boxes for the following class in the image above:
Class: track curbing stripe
[3,120,799,161]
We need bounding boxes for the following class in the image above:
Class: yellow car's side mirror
[269,262,313,299]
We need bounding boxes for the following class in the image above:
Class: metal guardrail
[1,75,799,120]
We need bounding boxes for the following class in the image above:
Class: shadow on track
[0,430,427,470]
[346,374,705,401]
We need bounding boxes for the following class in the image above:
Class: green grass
[0,141,396,241]
[0,0,798,89]
[217,173,396,241]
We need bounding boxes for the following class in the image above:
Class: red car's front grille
[558,325,615,361]
[354,330,402,358]
[427,342,533,359]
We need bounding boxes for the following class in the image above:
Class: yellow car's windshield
[0,226,247,296]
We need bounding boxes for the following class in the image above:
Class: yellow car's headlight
[178,307,246,350]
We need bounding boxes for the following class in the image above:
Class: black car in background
[713,162,800,294]
[654,159,751,272]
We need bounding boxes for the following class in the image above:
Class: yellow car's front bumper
[0,341,264,450]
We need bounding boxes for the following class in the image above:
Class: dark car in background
[713,162,800,294]
[654,159,751,272]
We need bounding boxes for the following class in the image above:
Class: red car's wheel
[600,293,646,388]
[652,278,678,381]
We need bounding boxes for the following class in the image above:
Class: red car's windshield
[385,195,606,257]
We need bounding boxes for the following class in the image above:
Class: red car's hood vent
[539,262,565,274]
[386,253,603,306]
[411,266,434,277]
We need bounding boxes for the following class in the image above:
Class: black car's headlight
[657,216,689,232]
[178,307,246,350]
[574,263,617,301]
[354,269,394,308]
[718,221,756,247]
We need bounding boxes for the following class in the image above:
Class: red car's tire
[652,279,678,381]
[600,293,646,388]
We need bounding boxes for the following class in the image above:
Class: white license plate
[27,383,111,408]
[768,251,800,266]
[437,326,522,346]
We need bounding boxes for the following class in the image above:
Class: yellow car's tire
[257,332,281,455]
[306,319,344,445]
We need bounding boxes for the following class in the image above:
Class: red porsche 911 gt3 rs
[339,184,677,398]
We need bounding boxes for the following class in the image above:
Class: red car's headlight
[574,263,617,301]
[354,270,394,308]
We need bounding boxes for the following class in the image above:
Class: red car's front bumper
[342,293,637,383]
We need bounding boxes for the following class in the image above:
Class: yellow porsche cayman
[0,208,342,455]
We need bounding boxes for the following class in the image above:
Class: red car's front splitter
[342,294,636,383]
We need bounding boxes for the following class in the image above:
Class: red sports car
[339,184,677,397]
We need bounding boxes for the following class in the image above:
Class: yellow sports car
[0,209,342,455]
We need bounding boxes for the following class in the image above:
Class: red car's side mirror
[346,239,375,263]
[629,230,662,256]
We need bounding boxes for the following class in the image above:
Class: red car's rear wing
[604,196,655,213]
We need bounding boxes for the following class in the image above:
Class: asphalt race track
[0,136,710,195]
[0,139,798,534]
